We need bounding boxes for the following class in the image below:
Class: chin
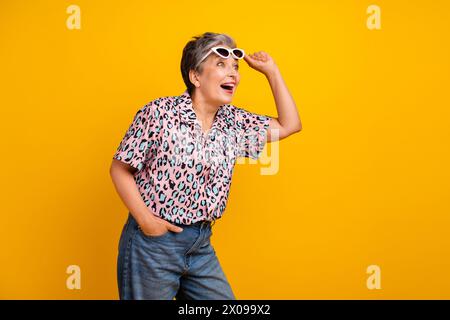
[220,97,233,105]
[218,91,234,104]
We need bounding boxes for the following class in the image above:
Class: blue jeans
[117,212,236,300]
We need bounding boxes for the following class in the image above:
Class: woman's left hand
[244,51,278,76]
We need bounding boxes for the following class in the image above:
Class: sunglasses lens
[215,48,230,58]
[232,49,244,58]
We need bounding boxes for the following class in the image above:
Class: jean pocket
[138,226,171,240]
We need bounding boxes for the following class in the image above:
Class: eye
[234,64,239,70]
[217,62,224,66]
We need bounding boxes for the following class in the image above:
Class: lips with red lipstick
[220,82,235,94]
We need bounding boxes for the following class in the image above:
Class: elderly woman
[110,32,302,300]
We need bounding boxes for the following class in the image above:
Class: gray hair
[180,32,236,96]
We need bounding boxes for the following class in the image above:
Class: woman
[110,32,302,300]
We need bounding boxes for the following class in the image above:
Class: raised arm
[244,51,302,141]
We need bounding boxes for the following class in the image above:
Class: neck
[191,90,220,123]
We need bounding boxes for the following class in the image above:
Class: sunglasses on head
[197,46,245,66]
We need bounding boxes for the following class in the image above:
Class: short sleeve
[113,102,154,171]
[236,108,272,160]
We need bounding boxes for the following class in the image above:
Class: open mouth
[220,84,234,94]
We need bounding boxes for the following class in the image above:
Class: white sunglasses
[197,46,245,67]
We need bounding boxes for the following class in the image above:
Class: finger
[166,222,184,232]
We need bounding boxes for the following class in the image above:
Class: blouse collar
[176,90,227,133]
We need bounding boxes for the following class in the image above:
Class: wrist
[136,211,156,227]
[264,66,280,80]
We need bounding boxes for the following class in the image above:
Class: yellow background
[1,0,449,299]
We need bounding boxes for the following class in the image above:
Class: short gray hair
[180,32,236,96]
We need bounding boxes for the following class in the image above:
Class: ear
[189,69,201,88]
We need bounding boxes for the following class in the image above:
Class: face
[191,46,241,106]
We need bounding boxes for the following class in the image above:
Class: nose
[227,59,238,69]
[227,65,238,77]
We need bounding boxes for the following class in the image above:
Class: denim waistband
[128,212,215,228]
[173,219,216,228]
